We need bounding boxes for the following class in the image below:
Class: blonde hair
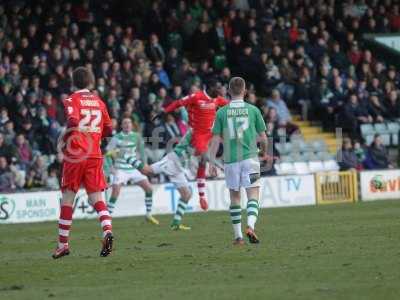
[228,77,246,97]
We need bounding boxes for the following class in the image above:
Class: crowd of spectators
[0,0,400,191]
[337,134,393,171]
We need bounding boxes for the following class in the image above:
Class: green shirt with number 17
[212,100,266,164]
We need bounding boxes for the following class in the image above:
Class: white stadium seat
[275,162,295,175]
[308,160,325,173]
[323,160,340,171]
[293,161,310,175]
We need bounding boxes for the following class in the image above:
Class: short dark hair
[72,67,93,89]
[206,79,221,97]
[228,77,246,97]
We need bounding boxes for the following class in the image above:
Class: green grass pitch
[1,200,400,300]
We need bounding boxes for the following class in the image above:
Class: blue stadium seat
[291,152,303,162]
[310,140,327,153]
[387,122,400,145]
[374,123,391,146]
[280,155,294,163]
[277,128,287,141]
[317,151,334,161]
[360,124,375,145]
[302,151,318,162]
[275,142,289,156]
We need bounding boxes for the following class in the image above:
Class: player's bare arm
[257,132,271,161]
[208,134,222,171]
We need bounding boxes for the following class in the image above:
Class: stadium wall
[0,174,316,224]
[2,169,399,224]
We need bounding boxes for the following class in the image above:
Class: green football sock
[145,191,153,215]
[109,196,117,204]
[230,204,242,239]
[247,199,259,230]
[172,199,187,225]
[107,196,117,213]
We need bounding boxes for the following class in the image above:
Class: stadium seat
[276,142,292,156]
[360,124,375,145]
[291,152,303,162]
[323,160,340,171]
[387,122,400,145]
[308,160,325,173]
[374,123,391,145]
[280,155,294,163]
[277,128,287,141]
[293,161,310,174]
[302,151,318,162]
[291,139,309,153]
[275,143,284,155]
[275,162,295,175]
[317,151,334,161]
[310,140,327,153]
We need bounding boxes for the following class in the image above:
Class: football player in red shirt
[163,81,228,211]
[53,67,114,259]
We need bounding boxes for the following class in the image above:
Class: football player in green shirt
[106,117,159,225]
[210,77,268,245]
[123,124,195,230]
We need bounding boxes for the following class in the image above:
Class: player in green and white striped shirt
[106,117,159,225]
[210,77,268,245]
[124,126,197,230]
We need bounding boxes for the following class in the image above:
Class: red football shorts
[61,158,107,194]
[191,132,212,155]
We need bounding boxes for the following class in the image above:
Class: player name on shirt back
[198,101,216,109]
[80,99,100,107]
[227,108,249,117]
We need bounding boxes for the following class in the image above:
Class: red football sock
[58,205,73,248]
[94,200,112,237]
[197,165,206,199]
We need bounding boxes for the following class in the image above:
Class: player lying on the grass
[162,81,228,211]
[126,132,195,230]
[210,77,268,245]
[53,67,114,259]
[105,117,159,225]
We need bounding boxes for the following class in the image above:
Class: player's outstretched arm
[164,94,196,112]
[124,155,154,176]
[215,96,229,108]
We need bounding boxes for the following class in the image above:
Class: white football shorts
[112,169,147,185]
[224,157,261,191]
[150,152,189,188]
